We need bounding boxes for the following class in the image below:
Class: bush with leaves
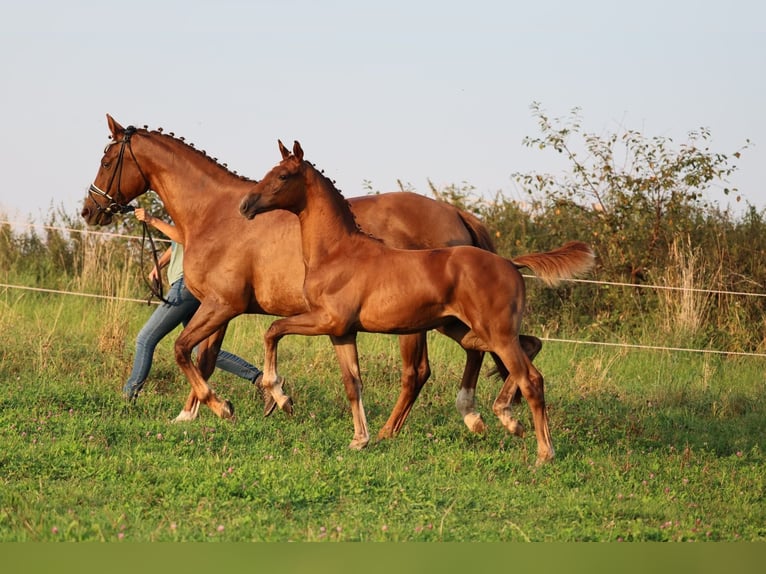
[513,102,749,283]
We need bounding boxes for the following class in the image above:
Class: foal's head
[81,114,151,226]
[239,140,307,220]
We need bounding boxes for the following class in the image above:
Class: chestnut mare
[81,115,541,437]
[240,141,595,464]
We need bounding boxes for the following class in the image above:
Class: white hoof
[173,409,197,423]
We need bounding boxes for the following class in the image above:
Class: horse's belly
[357,298,450,334]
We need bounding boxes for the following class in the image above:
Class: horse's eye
[278,174,289,181]
[102,161,111,169]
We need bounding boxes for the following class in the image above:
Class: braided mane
[137,125,256,183]
[308,160,380,241]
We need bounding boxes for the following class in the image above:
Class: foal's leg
[260,321,294,416]
[489,334,544,407]
[378,332,431,439]
[454,335,544,435]
[493,345,554,465]
[262,312,370,449]
[331,334,370,449]
[439,323,538,434]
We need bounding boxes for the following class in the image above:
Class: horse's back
[185,192,495,317]
[349,192,479,249]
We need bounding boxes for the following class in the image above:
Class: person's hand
[148,265,160,283]
[134,208,152,224]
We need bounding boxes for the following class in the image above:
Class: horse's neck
[140,136,247,235]
[298,169,361,265]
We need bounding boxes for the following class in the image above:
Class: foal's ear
[106,114,124,138]
[278,139,290,159]
[293,141,304,161]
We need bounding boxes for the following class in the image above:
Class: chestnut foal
[240,141,594,464]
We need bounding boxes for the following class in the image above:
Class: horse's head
[239,140,306,220]
[81,114,151,226]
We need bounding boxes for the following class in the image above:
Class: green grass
[0,291,764,541]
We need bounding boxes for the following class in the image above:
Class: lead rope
[139,219,171,305]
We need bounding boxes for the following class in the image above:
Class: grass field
[0,291,764,541]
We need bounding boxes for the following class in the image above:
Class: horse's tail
[510,241,595,287]
[456,209,497,253]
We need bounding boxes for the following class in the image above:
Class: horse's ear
[106,114,124,138]
[293,141,304,161]
[278,139,290,159]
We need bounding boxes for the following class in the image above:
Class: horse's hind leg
[520,334,543,362]
[438,321,491,433]
[455,349,488,433]
[490,335,543,408]
[484,336,543,438]
[378,333,430,440]
[494,345,554,465]
[442,321,538,435]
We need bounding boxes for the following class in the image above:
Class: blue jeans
[123,277,261,399]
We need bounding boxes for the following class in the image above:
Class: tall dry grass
[656,238,718,344]
[75,234,142,358]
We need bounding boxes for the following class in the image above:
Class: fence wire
[3,218,765,358]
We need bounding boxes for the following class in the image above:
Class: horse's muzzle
[239,195,260,220]
[81,204,113,226]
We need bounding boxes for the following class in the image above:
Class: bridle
[88,126,169,304]
[87,125,150,217]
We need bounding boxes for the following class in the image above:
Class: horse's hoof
[349,438,370,450]
[280,396,294,416]
[535,451,555,466]
[254,374,279,417]
[471,418,487,434]
[221,400,235,419]
[377,427,395,440]
[507,420,525,438]
[463,412,486,434]
[263,394,278,417]
[470,415,487,434]
[173,410,195,423]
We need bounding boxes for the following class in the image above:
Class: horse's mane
[136,125,256,183]
[307,160,383,243]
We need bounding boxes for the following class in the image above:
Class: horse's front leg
[261,313,353,416]
[173,303,236,421]
[261,319,295,416]
[176,327,228,421]
[263,312,370,449]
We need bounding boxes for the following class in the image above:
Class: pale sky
[1,0,763,223]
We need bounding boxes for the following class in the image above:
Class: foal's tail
[511,241,595,287]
